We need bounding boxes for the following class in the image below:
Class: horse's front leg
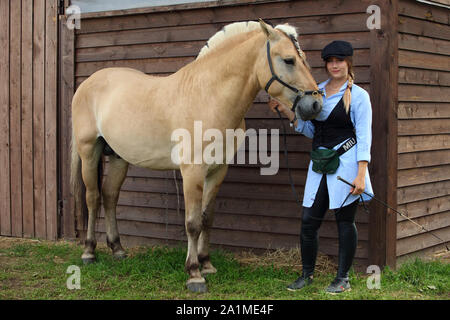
[198,164,229,276]
[181,164,208,293]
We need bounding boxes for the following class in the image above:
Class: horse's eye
[283,58,295,66]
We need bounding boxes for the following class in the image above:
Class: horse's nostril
[313,101,320,113]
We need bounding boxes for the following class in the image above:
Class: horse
[70,19,323,293]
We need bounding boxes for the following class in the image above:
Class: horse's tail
[70,131,85,229]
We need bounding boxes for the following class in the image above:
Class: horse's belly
[130,153,180,170]
[108,140,179,170]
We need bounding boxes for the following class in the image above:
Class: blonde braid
[343,71,354,114]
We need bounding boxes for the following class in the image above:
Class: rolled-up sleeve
[295,119,315,139]
[352,90,372,163]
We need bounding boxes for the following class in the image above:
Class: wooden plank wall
[73,0,377,266]
[0,0,59,240]
[396,0,450,261]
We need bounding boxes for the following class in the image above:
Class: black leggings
[301,175,358,279]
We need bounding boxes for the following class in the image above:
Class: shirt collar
[318,78,349,96]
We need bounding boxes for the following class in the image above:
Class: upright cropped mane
[196,21,300,59]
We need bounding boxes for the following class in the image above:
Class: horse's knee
[201,208,215,227]
[186,217,202,237]
[102,188,119,206]
[86,190,100,208]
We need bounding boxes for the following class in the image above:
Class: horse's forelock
[275,24,298,39]
[275,24,304,58]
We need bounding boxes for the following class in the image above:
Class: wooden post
[368,0,398,269]
[59,9,76,239]
[45,0,59,240]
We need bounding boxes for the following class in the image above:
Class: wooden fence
[396,0,450,261]
[0,0,58,240]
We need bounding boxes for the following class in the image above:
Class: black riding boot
[287,175,329,291]
[326,199,359,293]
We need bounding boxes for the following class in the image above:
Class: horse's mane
[196,21,300,59]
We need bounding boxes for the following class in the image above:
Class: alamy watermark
[170,121,280,175]
[65,5,81,30]
[66,265,81,290]
[366,5,381,30]
[366,265,381,290]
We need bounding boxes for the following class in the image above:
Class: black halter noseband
[264,41,323,111]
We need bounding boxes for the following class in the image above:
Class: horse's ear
[258,18,279,40]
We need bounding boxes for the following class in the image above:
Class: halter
[264,41,324,112]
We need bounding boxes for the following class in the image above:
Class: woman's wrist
[289,112,297,123]
[287,110,296,122]
[357,161,368,178]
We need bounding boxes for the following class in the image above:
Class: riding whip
[276,106,449,252]
[337,176,449,251]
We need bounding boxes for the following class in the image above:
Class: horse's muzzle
[294,95,323,121]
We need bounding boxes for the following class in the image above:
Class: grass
[0,237,448,300]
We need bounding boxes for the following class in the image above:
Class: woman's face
[326,57,348,80]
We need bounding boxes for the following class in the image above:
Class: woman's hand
[268,98,295,121]
[351,161,368,195]
[351,175,365,195]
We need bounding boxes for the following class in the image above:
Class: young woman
[269,40,374,293]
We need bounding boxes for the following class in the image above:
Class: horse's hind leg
[102,156,129,259]
[198,164,229,276]
[79,139,104,264]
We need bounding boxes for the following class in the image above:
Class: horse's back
[72,67,163,118]
[75,67,151,95]
[71,67,178,167]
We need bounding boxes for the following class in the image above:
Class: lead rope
[276,107,348,222]
[164,172,169,245]
[334,191,355,215]
[172,169,184,237]
[275,107,302,207]
[276,107,335,222]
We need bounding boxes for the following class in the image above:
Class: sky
[71,0,212,13]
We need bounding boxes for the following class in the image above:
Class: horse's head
[256,20,323,121]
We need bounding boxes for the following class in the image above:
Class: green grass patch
[0,239,448,300]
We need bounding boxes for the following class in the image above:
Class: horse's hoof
[186,279,208,293]
[82,252,96,264]
[201,267,217,276]
[82,257,96,265]
[114,252,128,260]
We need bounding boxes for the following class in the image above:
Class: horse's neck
[186,34,264,127]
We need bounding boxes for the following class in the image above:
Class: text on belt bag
[311,137,357,174]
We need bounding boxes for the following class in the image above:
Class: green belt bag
[310,137,357,174]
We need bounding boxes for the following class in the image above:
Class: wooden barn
[0,0,448,270]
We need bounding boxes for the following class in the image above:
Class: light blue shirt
[295,79,374,209]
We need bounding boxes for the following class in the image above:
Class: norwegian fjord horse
[71,20,323,293]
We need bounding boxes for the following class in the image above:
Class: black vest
[311,95,355,150]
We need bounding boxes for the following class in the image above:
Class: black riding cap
[321,41,353,60]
